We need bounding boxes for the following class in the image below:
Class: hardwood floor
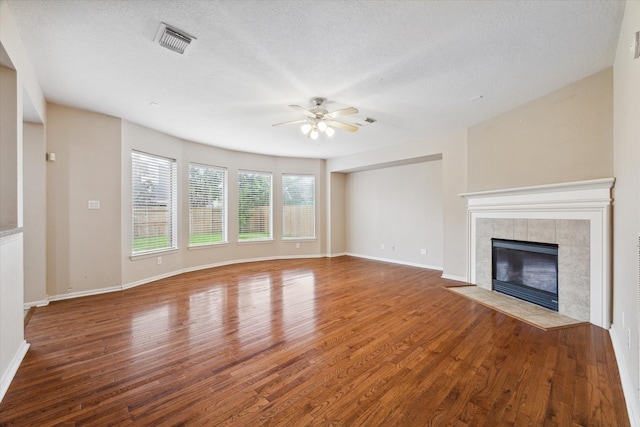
[0,256,629,426]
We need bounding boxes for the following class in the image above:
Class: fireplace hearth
[492,239,559,311]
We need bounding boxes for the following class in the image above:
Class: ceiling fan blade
[326,120,359,132]
[326,106,359,119]
[272,119,308,127]
[289,105,317,117]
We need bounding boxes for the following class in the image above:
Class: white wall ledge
[459,178,615,207]
[460,178,615,201]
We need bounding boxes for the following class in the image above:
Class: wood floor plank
[0,257,630,426]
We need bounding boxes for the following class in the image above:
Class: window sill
[188,243,229,251]
[130,248,179,261]
[237,239,274,245]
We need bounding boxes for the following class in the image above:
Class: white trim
[43,255,331,297]
[0,340,29,403]
[182,255,325,275]
[44,253,435,301]
[610,327,640,427]
[48,285,122,301]
[441,274,468,283]
[23,299,49,309]
[327,252,348,258]
[346,253,443,271]
[130,248,179,261]
[122,271,184,290]
[460,178,615,202]
[461,178,614,329]
[122,254,322,290]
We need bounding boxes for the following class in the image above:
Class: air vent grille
[156,23,194,55]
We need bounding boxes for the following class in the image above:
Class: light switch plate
[88,200,100,210]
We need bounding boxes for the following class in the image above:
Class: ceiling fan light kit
[273,97,360,140]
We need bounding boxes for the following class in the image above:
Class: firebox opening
[491,238,559,311]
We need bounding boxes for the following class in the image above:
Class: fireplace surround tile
[559,275,590,321]
[493,218,515,239]
[559,245,590,278]
[527,219,556,243]
[556,219,590,247]
[474,218,591,321]
[514,219,528,240]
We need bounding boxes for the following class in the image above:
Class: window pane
[238,171,272,241]
[131,151,177,254]
[189,163,227,246]
[283,174,315,239]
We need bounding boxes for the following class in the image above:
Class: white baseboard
[23,299,49,309]
[48,285,122,302]
[124,254,322,289]
[345,253,443,271]
[0,340,30,403]
[122,270,185,290]
[327,252,348,258]
[45,254,440,302]
[441,274,468,283]
[610,326,639,427]
[45,256,330,298]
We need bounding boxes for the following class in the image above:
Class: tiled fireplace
[461,178,614,329]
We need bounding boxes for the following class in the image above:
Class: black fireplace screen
[492,238,559,311]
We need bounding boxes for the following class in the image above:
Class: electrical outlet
[380,244,385,250]
[296,243,300,249]
[157,256,162,265]
[391,245,395,251]
[420,248,427,255]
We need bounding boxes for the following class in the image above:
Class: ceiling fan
[273,97,359,140]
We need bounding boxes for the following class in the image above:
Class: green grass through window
[189,233,224,245]
[133,236,170,253]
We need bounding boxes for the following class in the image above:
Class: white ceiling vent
[155,23,195,55]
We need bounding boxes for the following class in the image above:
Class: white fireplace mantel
[460,178,615,329]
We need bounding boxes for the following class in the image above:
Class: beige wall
[46,103,122,297]
[468,68,613,192]
[327,130,469,280]
[441,129,468,280]
[345,161,443,268]
[0,2,45,123]
[0,66,18,230]
[39,109,328,297]
[612,0,640,422]
[23,122,46,305]
[328,172,346,255]
[121,121,326,287]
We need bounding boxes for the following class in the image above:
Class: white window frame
[282,174,316,240]
[131,150,178,255]
[238,170,273,242]
[188,163,228,247]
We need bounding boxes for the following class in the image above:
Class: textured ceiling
[7,0,625,159]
